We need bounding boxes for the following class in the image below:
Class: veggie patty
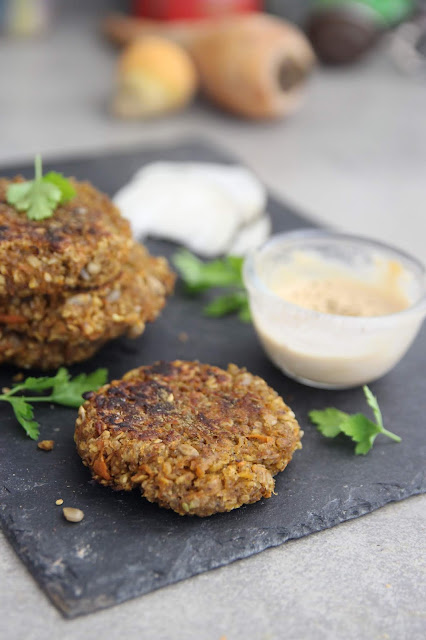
[75,360,302,516]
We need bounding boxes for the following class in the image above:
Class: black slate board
[0,140,425,618]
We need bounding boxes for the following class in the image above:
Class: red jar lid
[132,0,262,21]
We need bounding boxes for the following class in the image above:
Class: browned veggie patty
[0,244,175,369]
[0,333,111,370]
[0,178,133,296]
[75,361,302,517]
[0,243,175,344]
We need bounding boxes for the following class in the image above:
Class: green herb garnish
[42,171,77,204]
[6,155,76,220]
[0,367,108,440]
[173,249,250,322]
[309,385,401,455]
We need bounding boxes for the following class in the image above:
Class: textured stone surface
[2,495,425,640]
[0,143,424,619]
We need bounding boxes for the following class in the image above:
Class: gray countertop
[0,16,425,640]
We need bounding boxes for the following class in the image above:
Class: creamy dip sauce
[273,276,409,317]
[252,250,417,388]
[268,252,410,317]
[255,326,414,388]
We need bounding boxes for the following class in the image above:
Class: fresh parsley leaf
[226,255,244,277]
[0,367,108,439]
[309,386,401,455]
[204,292,248,318]
[173,250,250,322]
[309,408,349,438]
[8,367,69,396]
[7,177,62,221]
[238,298,252,323]
[9,398,39,440]
[43,171,76,204]
[50,368,108,408]
[6,155,76,220]
[173,250,244,293]
[362,385,383,429]
[339,413,382,455]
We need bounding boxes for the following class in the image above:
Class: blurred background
[0,0,425,261]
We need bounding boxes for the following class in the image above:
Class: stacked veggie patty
[0,177,175,369]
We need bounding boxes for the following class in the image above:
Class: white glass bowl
[243,229,426,389]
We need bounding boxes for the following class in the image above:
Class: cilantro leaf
[8,367,69,396]
[204,292,248,318]
[309,408,349,438]
[309,386,401,455]
[173,250,244,293]
[238,298,252,323]
[6,155,76,220]
[173,249,250,322]
[6,182,34,210]
[0,367,108,439]
[7,179,62,221]
[43,172,76,204]
[339,413,381,455]
[50,368,108,408]
[9,398,39,440]
[203,293,252,322]
[363,385,383,429]
[226,255,244,277]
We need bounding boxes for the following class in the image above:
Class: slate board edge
[2,475,424,619]
[0,135,323,231]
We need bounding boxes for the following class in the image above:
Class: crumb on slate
[56,499,64,506]
[63,507,84,523]
[12,372,24,382]
[38,440,54,451]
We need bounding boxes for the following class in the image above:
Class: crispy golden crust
[0,243,175,344]
[75,361,302,517]
[0,333,108,369]
[0,178,133,296]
